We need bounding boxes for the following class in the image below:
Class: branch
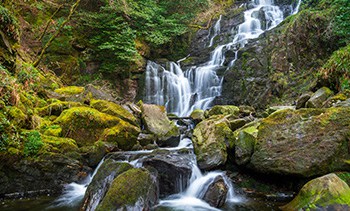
[33,0,81,67]
[38,5,63,41]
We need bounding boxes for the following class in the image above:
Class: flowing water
[145,0,300,117]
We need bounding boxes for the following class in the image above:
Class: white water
[145,0,297,117]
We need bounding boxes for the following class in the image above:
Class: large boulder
[96,168,158,211]
[142,149,193,197]
[206,105,240,117]
[202,176,228,208]
[250,107,350,177]
[192,116,234,170]
[141,103,179,146]
[305,87,334,108]
[281,173,350,210]
[81,159,133,211]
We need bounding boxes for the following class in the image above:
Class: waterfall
[144,0,297,117]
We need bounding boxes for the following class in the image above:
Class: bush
[23,131,43,156]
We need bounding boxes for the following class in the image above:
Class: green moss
[40,135,78,154]
[54,86,85,95]
[100,121,140,151]
[37,101,83,116]
[53,107,122,146]
[43,125,62,137]
[96,168,155,211]
[90,99,138,126]
[206,105,239,117]
[8,106,27,127]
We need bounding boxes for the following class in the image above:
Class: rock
[305,87,334,108]
[190,109,205,124]
[281,173,350,210]
[228,118,247,131]
[37,100,83,116]
[143,150,193,197]
[141,103,180,147]
[90,99,138,126]
[81,159,133,211]
[238,105,256,117]
[137,133,156,146]
[334,98,350,108]
[96,168,158,211]
[296,92,312,109]
[203,176,228,208]
[235,131,256,166]
[250,108,350,177]
[206,105,240,117]
[266,106,295,115]
[192,116,234,170]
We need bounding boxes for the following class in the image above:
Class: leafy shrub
[0,5,19,41]
[23,131,43,156]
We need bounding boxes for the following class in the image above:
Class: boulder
[141,103,180,147]
[96,168,158,211]
[192,116,234,170]
[266,106,295,115]
[281,173,350,210]
[305,87,334,108]
[190,109,205,124]
[250,108,350,177]
[203,176,228,208]
[296,92,312,109]
[142,150,193,197]
[81,159,133,211]
[206,105,240,117]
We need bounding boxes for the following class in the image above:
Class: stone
[281,173,350,210]
[141,103,180,146]
[266,106,295,115]
[296,92,312,109]
[305,87,334,108]
[190,109,205,124]
[81,159,133,211]
[235,131,256,166]
[206,105,240,117]
[96,168,158,211]
[203,176,228,208]
[192,116,234,170]
[250,108,350,177]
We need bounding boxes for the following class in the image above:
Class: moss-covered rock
[250,107,350,177]
[91,99,138,126]
[206,105,240,117]
[190,109,205,123]
[96,168,158,211]
[305,87,334,108]
[192,115,234,170]
[37,101,83,116]
[40,135,79,155]
[53,107,122,146]
[99,120,140,151]
[281,173,350,210]
[141,103,179,145]
[81,159,133,211]
[235,131,256,166]
[54,86,85,95]
[8,106,27,127]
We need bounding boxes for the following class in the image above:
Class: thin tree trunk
[33,0,81,67]
[38,5,63,41]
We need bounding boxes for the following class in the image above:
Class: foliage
[332,0,350,44]
[0,5,19,40]
[23,130,43,156]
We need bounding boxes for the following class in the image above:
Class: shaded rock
[228,118,247,131]
[137,133,156,146]
[81,159,133,211]
[235,131,256,166]
[192,116,234,170]
[143,150,193,197]
[306,87,334,108]
[250,108,350,177]
[296,92,312,109]
[36,100,83,117]
[190,109,205,124]
[206,105,240,117]
[96,168,158,211]
[203,176,228,208]
[281,173,350,210]
[239,105,256,117]
[266,106,295,115]
[141,103,180,147]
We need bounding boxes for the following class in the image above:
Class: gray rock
[203,176,228,208]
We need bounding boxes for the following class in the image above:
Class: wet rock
[141,103,180,147]
[281,173,350,210]
[192,115,234,170]
[306,87,334,108]
[203,176,228,208]
[143,150,193,197]
[250,108,350,177]
[81,159,133,211]
[296,92,312,109]
[96,168,158,211]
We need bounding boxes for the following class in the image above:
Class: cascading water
[145,0,299,117]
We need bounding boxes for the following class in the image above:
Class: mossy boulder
[192,116,234,170]
[81,159,133,211]
[41,135,79,155]
[281,173,350,210]
[37,101,83,116]
[190,109,205,123]
[53,107,122,146]
[250,108,350,177]
[54,86,85,95]
[305,87,334,108]
[141,103,179,146]
[91,99,138,126]
[206,105,240,117]
[99,121,140,151]
[96,168,158,211]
